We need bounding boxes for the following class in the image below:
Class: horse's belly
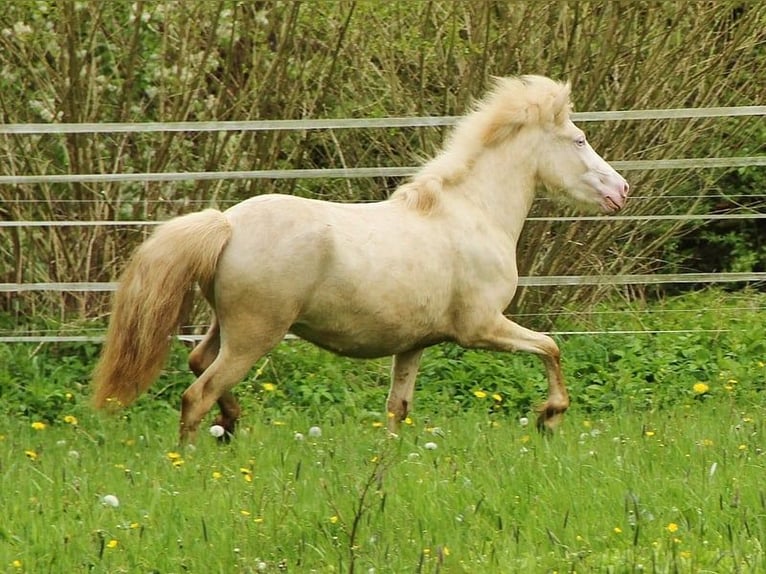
[289,320,447,359]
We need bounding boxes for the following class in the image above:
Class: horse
[92,75,629,444]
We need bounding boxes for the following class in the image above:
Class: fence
[2,106,765,343]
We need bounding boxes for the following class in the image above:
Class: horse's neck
[453,152,537,244]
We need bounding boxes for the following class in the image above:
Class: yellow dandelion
[387,411,396,419]
[738,444,747,451]
[240,509,251,516]
[24,449,38,460]
[172,459,185,468]
[692,382,710,395]
[423,548,431,556]
[212,471,223,479]
[404,417,413,425]
[613,527,622,534]
[329,515,339,524]
[63,415,78,426]
[442,546,450,556]
[254,517,264,523]
[371,421,384,428]
[261,382,276,392]
[666,522,679,533]
[491,393,502,402]
[106,539,118,549]
[271,420,286,426]
[701,439,713,447]
[644,430,656,437]
[370,455,379,463]
[31,421,47,431]
[166,451,182,461]
[12,560,22,568]
[473,390,487,399]
[129,522,139,529]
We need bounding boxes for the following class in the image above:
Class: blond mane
[392,75,572,214]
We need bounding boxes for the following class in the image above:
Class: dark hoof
[535,404,566,435]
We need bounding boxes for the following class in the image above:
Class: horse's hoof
[536,416,555,436]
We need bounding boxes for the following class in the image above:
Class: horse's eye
[575,136,586,148]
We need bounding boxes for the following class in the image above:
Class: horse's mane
[392,75,572,214]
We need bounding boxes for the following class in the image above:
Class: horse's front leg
[463,315,569,433]
[386,348,424,434]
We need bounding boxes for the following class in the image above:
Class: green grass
[1,289,765,572]
[1,400,764,572]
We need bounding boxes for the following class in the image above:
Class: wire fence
[3,105,765,343]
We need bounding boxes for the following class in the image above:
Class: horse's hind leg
[386,348,424,434]
[463,316,569,433]
[188,319,241,437]
[179,323,286,444]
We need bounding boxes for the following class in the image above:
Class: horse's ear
[552,81,572,124]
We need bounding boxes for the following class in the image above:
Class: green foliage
[2,289,764,427]
[2,1,764,321]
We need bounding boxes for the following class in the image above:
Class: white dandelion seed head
[407,452,420,461]
[294,432,305,441]
[68,450,80,459]
[101,494,120,508]
[308,426,322,438]
[519,417,529,427]
[424,442,438,450]
[209,424,225,438]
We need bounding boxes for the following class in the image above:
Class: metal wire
[3,272,764,294]
[1,105,763,134]
[1,156,764,186]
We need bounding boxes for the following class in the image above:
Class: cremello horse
[93,75,628,443]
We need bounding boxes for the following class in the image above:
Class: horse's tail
[92,209,232,409]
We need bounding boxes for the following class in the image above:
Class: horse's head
[496,77,629,213]
[536,116,629,213]
[420,75,629,214]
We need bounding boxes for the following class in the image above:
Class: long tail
[92,209,232,409]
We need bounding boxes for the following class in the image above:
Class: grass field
[1,401,764,573]
[1,289,765,572]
